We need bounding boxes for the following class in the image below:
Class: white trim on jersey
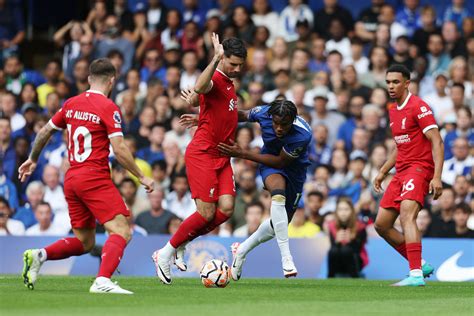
[397,92,412,110]
[422,124,438,134]
[108,132,123,139]
[48,120,63,131]
[216,68,230,79]
[282,146,299,158]
[86,89,106,96]
[293,117,311,133]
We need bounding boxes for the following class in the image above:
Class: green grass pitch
[1,275,473,316]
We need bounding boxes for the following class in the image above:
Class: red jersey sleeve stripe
[422,124,438,134]
[48,120,63,131]
[108,132,123,139]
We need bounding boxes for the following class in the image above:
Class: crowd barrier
[1,235,472,281]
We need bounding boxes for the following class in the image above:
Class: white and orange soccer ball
[200,259,230,288]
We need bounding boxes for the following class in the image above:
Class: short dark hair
[245,201,264,214]
[89,58,116,80]
[451,82,465,91]
[120,177,137,188]
[454,202,471,215]
[106,49,124,60]
[386,64,411,80]
[0,196,9,209]
[151,159,167,171]
[268,99,297,122]
[222,37,247,59]
[307,191,324,200]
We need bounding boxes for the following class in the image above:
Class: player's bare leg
[90,215,133,294]
[22,228,93,290]
[153,200,216,284]
[264,174,296,278]
[391,200,425,286]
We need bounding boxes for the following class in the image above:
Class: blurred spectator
[70,58,90,95]
[65,34,96,81]
[233,202,265,237]
[140,48,166,85]
[329,148,350,189]
[279,0,313,42]
[251,0,279,45]
[341,65,372,101]
[134,105,156,148]
[0,116,15,166]
[116,68,146,111]
[326,18,351,63]
[289,48,312,88]
[336,95,364,152]
[447,202,474,238]
[351,128,370,156]
[180,21,205,61]
[3,136,29,201]
[349,38,369,75]
[164,114,192,154]
[3,56,44,95]
[326,197,367,278]
[127,212,147,236]
[122,135,153,184]
[180,50,200,90]
[288,207,321,238]
[424,71,455,125]
[231,169,260,231]
[53,21,93,81]
[137,122,165,164]
[161,9,182,47]
[426,33,451,76]
[449,56,472,98]
[359,46,390,89]
[444,107,473,159]
[245,81,265,109]
[442,21,467,58]
[268,37,290,73]
[308,124,332,174]
[146,0,168,34]
[289,82,312,114]
[392,36,414,70]
[165,172,195,219]
[202,9,221,53]
[308,37,329,73]
[0,0,25,63]
[453,175,471,204]
[396,0,422,37]
[44,92,61,119]
[443,0,472,29]
[12,181,43,228]
[42,164,69,227]
[25,201,69,236]
[119,177,150,216]
[378,4,407,48]
[442,137,473,186]
[1,91,24,131]
[354,0,384,42]
[0,170,18,212]
[305,190,325,227]
[86,0,108,36]
[262,69,291,103]
[242,49,274,91]
[135,186,174,234]
[232,5,256,45]
[450,82,467,110]
[151,160,170,191]
[182,0,206,28]
[37,60,62,107]
[14,100,40,144]
[95,15,135,73]
[431,187,456,237]
[314,0,353,40]
[416,208,433,237]
[412,5,440,56]
[118,91,140,135]
[0,196,24,235]
[310,86,346,147]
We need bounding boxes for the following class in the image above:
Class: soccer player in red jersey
[374,64,444,286]
[19,58,154,294]
[152,33,247,284]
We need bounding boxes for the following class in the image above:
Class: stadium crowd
[0,0,473,244]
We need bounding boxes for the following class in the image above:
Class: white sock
[39,248,47,263]
[95,276,110,284]
[160,241,176,260]
[238,219,274,257]
[421,259,426,266]
[270,195,291,259]
[409,269,423,278]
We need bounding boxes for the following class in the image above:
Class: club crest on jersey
[401,117,407,130]
[228,98,237,111]
[209,187,215,198]
[113,111,122,124]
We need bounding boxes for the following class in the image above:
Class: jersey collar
[216,68,231,80]
[397,92,412,110]
[86,89,106,96]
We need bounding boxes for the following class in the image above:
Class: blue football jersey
[248,105,312,181]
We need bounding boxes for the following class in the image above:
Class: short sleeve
[248,105,265,123]
[414,102,438,134]
[49,108,66,130]
[102,102,124,139]
[283,140,310,158]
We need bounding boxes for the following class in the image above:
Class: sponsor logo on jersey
[418,110,433,119]
[394,134,411,144]
[420,106,427,112]
[113,111,122,123]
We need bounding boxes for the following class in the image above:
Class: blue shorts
[259,165,305,221]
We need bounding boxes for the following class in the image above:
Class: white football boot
[152,250,172,285]
[89,277,133,294]
[22,249,44,290]
[174,245,187,272]
[282,256,297,278]
[230,242,246,281]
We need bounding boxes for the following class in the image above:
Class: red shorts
[64,171,130,229]
[379,172,430,212]
[185,154,236,203]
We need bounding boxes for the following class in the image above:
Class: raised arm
[18,123,57,182]
[373,146,398,193]
[194,32,224,94]
[110,136,154,192]
[425,128,444,200]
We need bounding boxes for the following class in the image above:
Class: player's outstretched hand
[218,139,243,158]
[180,89,198,105]
[211,32,224,61]
[139,176,155,193]
[179,114,199,129]
[429,177,443,200]
[373,171,387,193]
[18,158,37,183]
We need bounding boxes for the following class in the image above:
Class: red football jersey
[389,92,438,174]
[189,69,238,161]
[49,90,123,176]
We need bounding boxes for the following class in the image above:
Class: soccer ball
[200,259,230,288]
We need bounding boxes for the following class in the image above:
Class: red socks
[44,237,85,260]
[406,242,422,271]
[98,234,127,278]
[395,243,408,259]
[170,211,209,248]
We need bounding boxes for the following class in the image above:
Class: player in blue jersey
[179,97,312,279]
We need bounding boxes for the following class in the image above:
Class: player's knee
[198,208,215,222]
[374,221,388,236]
[81,239,96,253]
[399,211,417,227]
